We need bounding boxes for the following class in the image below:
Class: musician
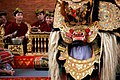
[4,8,28,54]
[4,8,28,38]
[0,11,12,35]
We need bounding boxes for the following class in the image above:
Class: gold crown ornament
[45,10,54,17]
[14,8,23,13]
[35,9,44,15]
[13,8,23,16]
[62,0,93,10]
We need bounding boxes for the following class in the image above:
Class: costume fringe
[48,31,61,80]
[99,32,119,80]
[116,44,120,74]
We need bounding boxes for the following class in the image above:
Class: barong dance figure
[49,0,120,80]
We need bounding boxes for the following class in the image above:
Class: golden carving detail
[58,45,99,80]
[8,45,24,56]
[61,21,98,44]
[64,0,89,10]
[64,56,95,80]
[98,1,120,31]
[0,25,5,48]
[26,32,50,56]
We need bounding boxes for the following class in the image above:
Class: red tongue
[70,46,79,55]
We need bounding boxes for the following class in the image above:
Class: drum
[34,56,48,70]
[0,49,14,64]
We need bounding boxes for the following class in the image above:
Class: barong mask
[49,0,120,80]
[58,0,99,44]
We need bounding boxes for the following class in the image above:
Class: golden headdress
[35,9,45,15]
[13,8,23,16]
[45,10,54,17]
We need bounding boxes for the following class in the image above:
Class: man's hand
[4,31,17,39]
[4,34,12,39]
[5,70,15,76]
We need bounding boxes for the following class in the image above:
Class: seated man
[0,48,15,76]
[0,11,12,48]
[44,10,54,32]
[31,9,46,32]
[4,8,28,54]
[4,8,28,38]
[0,11,12,34]
[32,9,52,32]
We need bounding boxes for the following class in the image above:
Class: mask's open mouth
[68,40,92,60]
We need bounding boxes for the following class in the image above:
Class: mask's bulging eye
[81,32,84,36]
